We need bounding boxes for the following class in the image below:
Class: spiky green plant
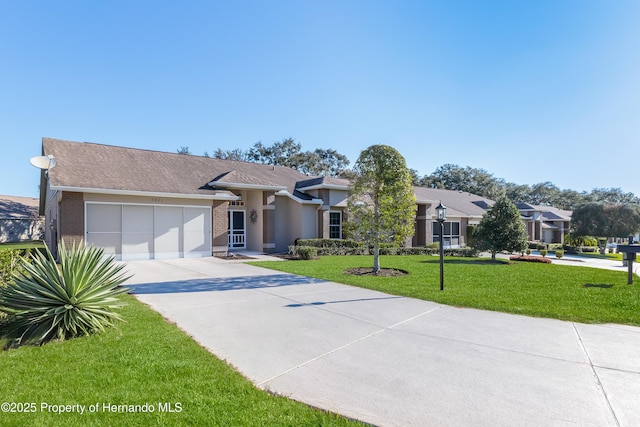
[0,241,130,346]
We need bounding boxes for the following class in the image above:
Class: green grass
[250,255,640,326]
[0,294,363,427]
[0,241,46,251]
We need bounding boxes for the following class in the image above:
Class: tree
[247,138,302,167]
[572,202,640,238]
[347,145,416,273]
[420,164,504,200]
[210,148,251,161]
[522,181,560,206]
[294,148,350,176]
[475,195,528,261]
[570,203,607,237]
[589,188,640,204]
[177,146,191,155]
[604,204,640,238]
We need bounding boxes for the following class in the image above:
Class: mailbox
[618,244,640,284]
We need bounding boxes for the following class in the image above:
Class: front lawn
[250,256,640,325]
[0,294,363,427]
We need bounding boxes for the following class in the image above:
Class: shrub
[294,239,361,248]
[426,242,440,250]
[509,255,552,264]
[296,246,318,260]
[525,248,531,256]
[555,249,564,259]
[0,249,23,286]
[528,241,546,250]
[0,241,130,347]
[539,249,548,257]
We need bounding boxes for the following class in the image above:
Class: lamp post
[435,202,447,291]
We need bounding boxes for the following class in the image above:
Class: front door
[228,210,246,249]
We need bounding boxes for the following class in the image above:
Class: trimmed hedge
[295,239,362,248]
[288,243,479,257]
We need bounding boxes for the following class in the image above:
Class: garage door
[86,203,211,261]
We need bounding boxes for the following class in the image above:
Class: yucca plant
[0,241,130,346]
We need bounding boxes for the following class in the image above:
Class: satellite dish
[30,155,57,170]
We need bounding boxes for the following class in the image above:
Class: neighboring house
[0,195,45,242]
[413,187,494,248]
[37,138,495,260]
[516,202,571,244]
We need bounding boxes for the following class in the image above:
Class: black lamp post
[435,202,447,291]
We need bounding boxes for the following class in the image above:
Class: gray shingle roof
[0,195,40,218]
[413,187,494,218]
[42,138,313,197]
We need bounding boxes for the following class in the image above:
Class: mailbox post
[617,245,640,285]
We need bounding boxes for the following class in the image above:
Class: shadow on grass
[583,283,615,289]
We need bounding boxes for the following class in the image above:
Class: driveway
[124,257,640,426]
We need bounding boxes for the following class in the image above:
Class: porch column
[262,192,276,252]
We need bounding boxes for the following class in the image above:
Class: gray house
[37,137,496,260]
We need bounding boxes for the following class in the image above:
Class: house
[516,202,571,244]
[413,187,494,248]
[0,195,44,242]
[37,138,495,260]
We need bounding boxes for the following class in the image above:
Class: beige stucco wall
[329,189,348,207]
[245,190,263,252]
[301,204,319,239]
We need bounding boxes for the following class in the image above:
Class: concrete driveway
[124,257,640,426]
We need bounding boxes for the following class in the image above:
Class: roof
[42,138,314,198]
[295,176,351,190]
[0,195,40,218]
[412,187,494,218]
[515,202,572,221]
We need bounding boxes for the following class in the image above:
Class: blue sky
[2,0,639,199]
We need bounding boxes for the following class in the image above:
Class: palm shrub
[0,241,130,346]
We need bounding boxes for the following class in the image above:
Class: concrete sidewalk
[125,257,640,426]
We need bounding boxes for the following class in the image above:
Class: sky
[1,0,639,199]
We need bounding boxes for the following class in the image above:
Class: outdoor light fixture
[435,201,446,291]
[435,202,447,221]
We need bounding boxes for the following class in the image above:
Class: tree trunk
[491,250,497,262]
[373,241,380,274]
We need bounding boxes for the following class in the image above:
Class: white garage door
[86,203,211,261]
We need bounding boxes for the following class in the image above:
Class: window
[432,221,460,248]
[329,211,342,239]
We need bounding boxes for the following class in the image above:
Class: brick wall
[211,200,228,255]
[59,191,84,246]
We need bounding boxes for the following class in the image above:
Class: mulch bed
[344,267,408,277]
[214,253,256,260]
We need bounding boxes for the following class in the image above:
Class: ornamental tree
[475,195,528,261]
[347,145,416,273]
